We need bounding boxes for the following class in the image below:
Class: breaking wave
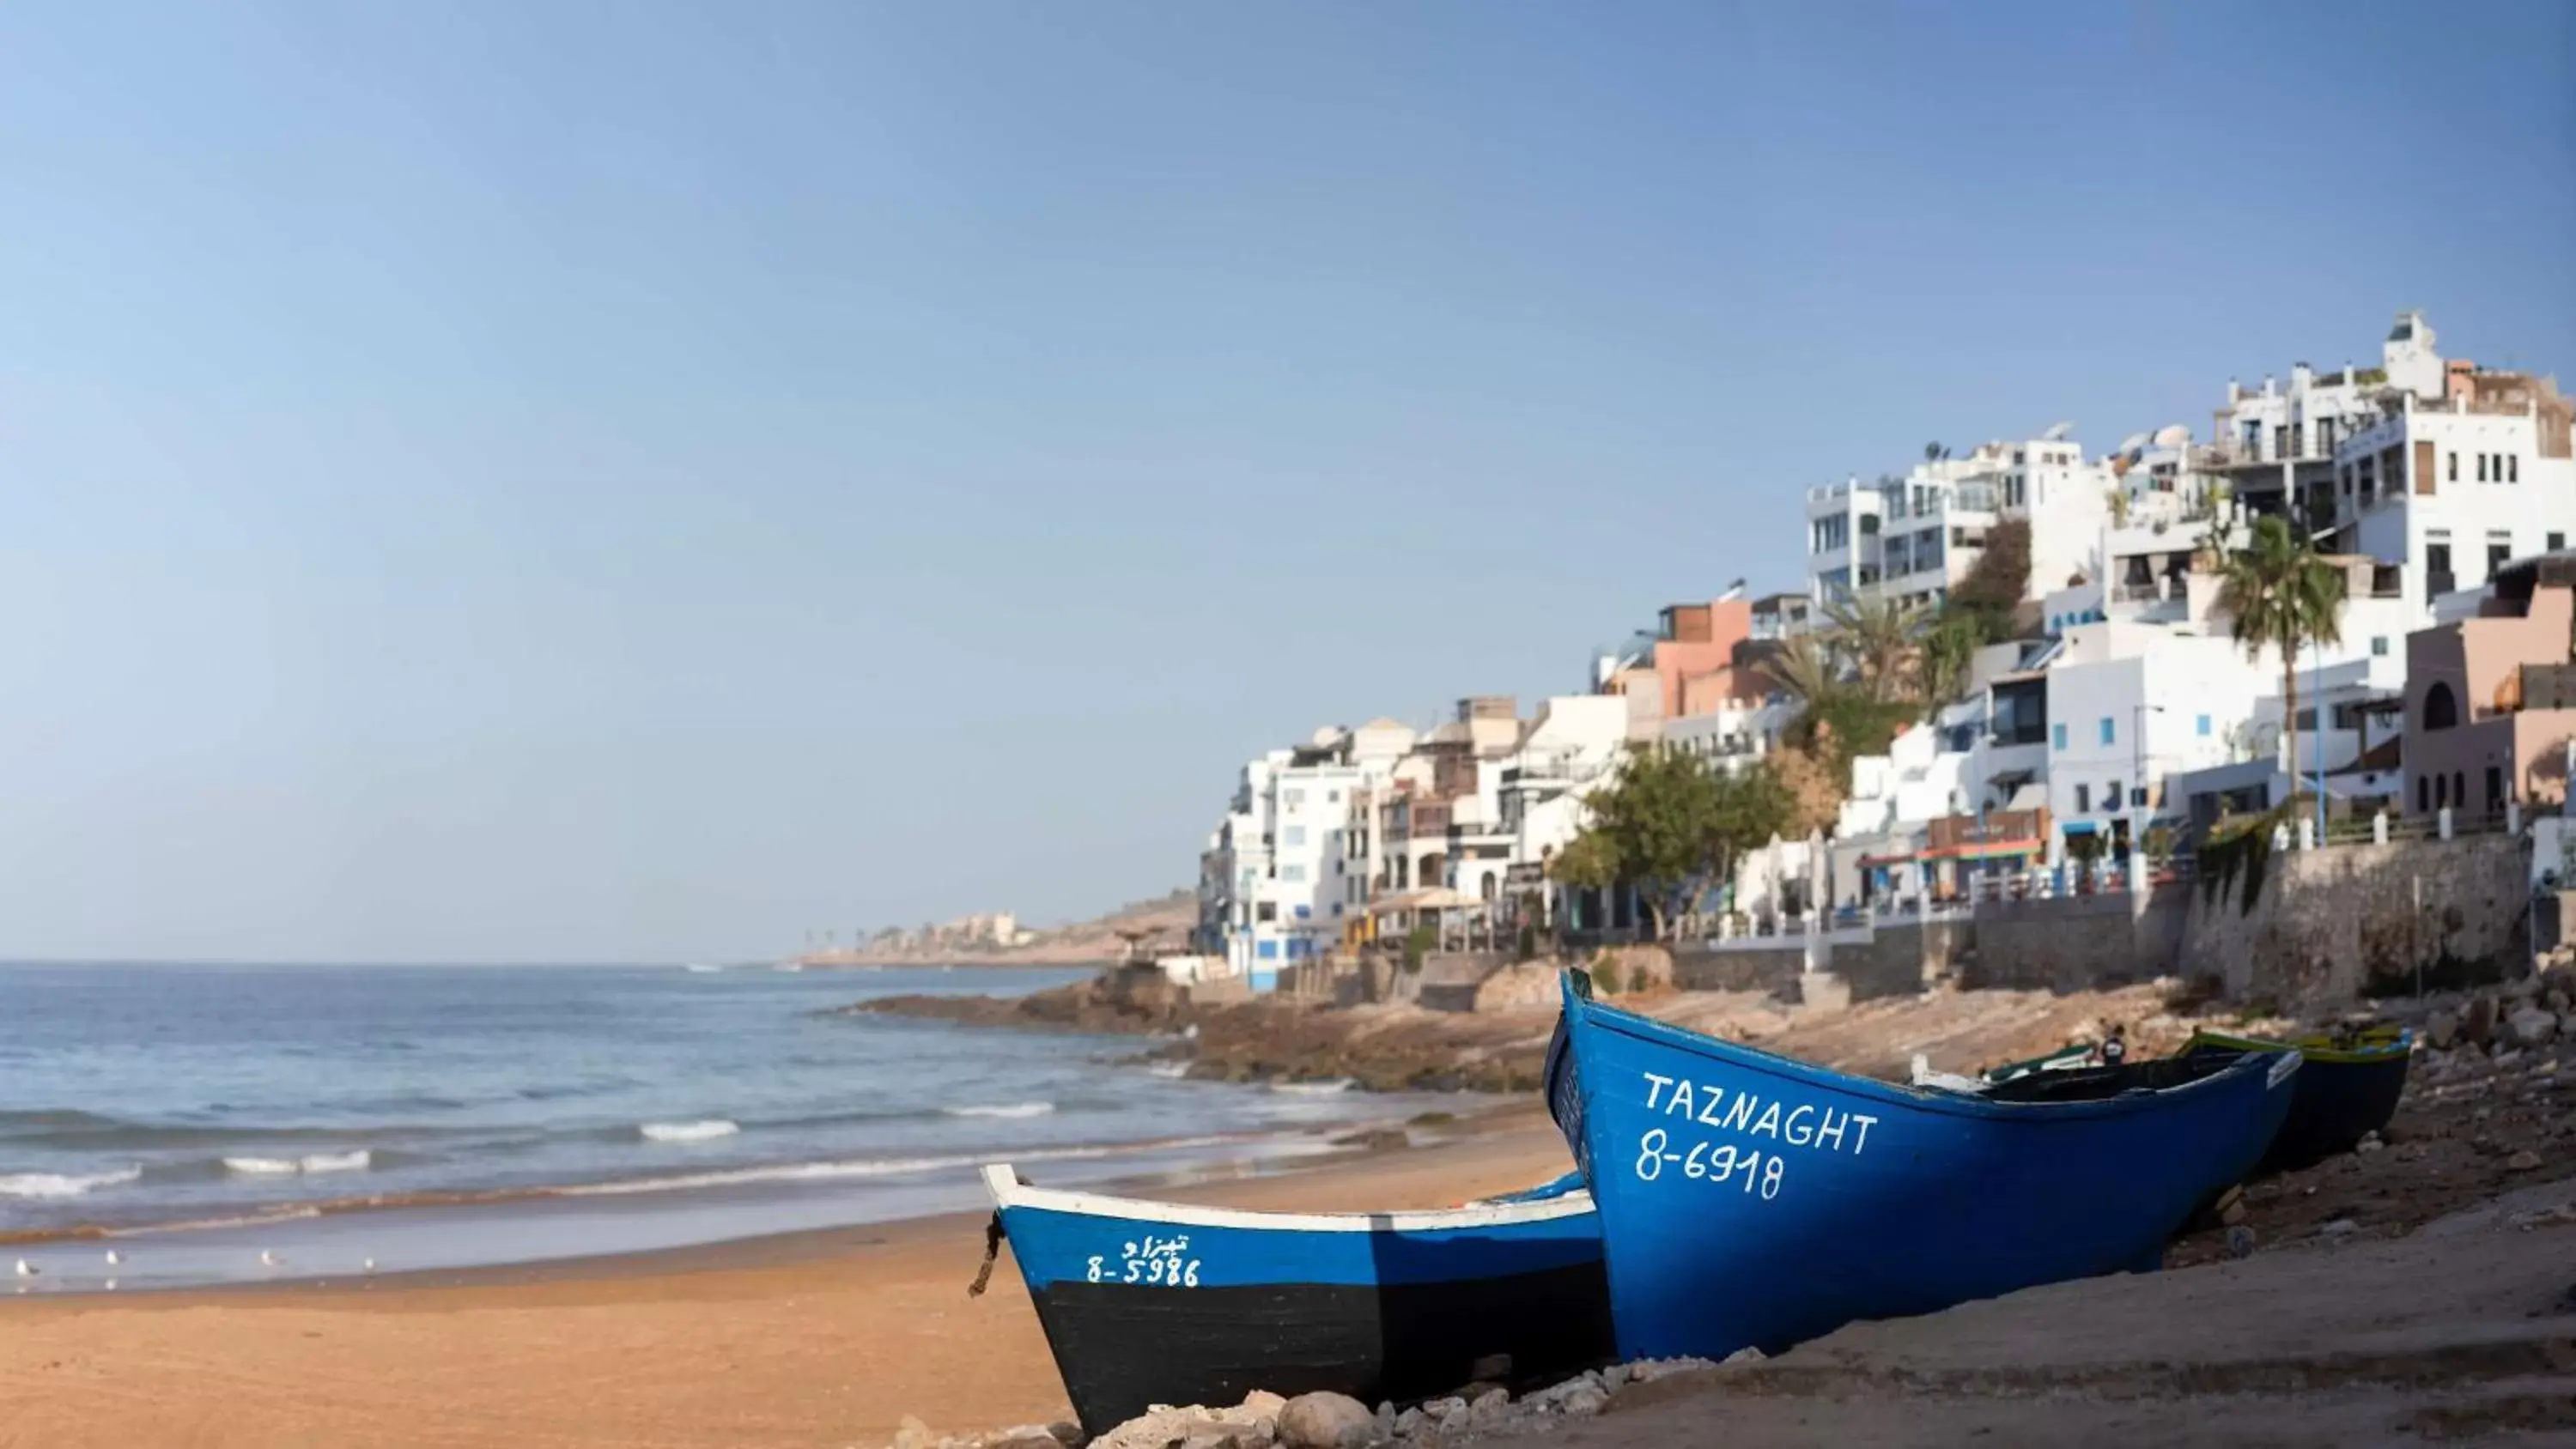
[639,1119,740,1143]
[1269,1078,1355,1095]
[222,1150,374,1177]
[943,1101,1054,1119]
[0,1167,143,1200]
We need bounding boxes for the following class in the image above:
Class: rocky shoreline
[845,973,1564,1093]
[848,963,2274,1095]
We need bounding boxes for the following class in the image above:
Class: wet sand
[0,1109,1574,1449]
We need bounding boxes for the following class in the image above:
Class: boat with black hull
[978,1164,1613,1436]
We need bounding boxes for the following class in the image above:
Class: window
[2196,713,2213,737]
[2099,717,2115,746]
[2449,452,2459,482]
[2074,784,2091,813]
[1281,826,1306,847]
[2423,681,2458,731]
[2477,454,2488,482]
[1282,789,1304,810]
[2553,532,2567,553]
[1280,864,1306,882]
[2511,455,2521,483]
[2427,542,2453,591]
[1329,904,1342,918]
[2052,723,2069,751]
[2104,780,2122,811]
[1256,902,1278,923]
[2371,636,2389,658]
[2418,777,2429,813]
[1256,940,1279,961]
[1326,789,1340,803]
[1292,904,1310,919]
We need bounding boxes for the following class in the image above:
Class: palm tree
[1762,632,1840,705]
[1821,596,1923,703]
[2217,516,2346,792]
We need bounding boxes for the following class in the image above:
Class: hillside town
[1189,310,2576,989]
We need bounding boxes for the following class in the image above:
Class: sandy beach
[0,1111,1576,1449]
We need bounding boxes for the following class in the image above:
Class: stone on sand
[2505,1007,2560,1050]
[1274,1391,1373,1449]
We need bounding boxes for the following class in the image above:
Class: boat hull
[982,1167,1613,1435]
[2182,1029,2411,1173]
[1551,974,2296,1362]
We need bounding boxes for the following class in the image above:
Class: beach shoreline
[0,1105,1575,1449]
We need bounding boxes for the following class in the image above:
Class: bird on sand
[12,1259,35,1278]
[259,1249,284,1268]
[103,1249,123,1266]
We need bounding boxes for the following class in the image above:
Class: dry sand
[0,1113,1575,1449]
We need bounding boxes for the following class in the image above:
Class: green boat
[2180,1028,2412,1173]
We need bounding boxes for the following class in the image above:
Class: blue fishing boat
[1547,973,2297,1361]
[978,1165,1613,1436]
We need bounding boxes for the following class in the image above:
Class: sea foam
[943,1101,1054,1119]
[1269,1078,1356,1095]
[223,1150,373,1176]
[0,1167,143,1199]
[639,1119,740,1143]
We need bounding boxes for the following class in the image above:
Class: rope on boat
[967,1210,1004,1297]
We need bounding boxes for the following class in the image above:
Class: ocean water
[0,963,1445,1289]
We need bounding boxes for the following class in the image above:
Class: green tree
[2217,515,2347,790]
[1912,613,1981,718]
[1549,747,1795,941]
[1821,596,1923,704]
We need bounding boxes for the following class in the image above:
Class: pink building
[2403,572,2576,815]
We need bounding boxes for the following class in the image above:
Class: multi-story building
[2200,315,2429,524]
[1591,592,1758,737]
[2193,309,2576,618]
[2336,366,2576,614]
[2404,557,2576,818]
[1804,434,2115,615]
[1201,718,1415,981]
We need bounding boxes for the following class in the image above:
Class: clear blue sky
[3,2,2570,962]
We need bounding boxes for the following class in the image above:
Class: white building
[1658,695,1791,775]
[2196,310,2576,619]
[2338,379,2576,615]
[1497,695,1632,923]
[1201,718,1416,981]
[1805,433,2117,614]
